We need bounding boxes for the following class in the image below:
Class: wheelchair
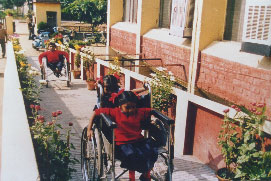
[40,56,71,88]
[81,83,174,181]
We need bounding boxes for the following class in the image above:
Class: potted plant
[218,104,271,180]
[83,55,96,90]
[149,67,175,114]
[72,51,81,79]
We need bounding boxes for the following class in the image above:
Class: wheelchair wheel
[81,126,103,181]
[65,62,71,87]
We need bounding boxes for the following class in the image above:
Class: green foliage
[149,67,175,113]
[219,104,271,180]
[12,37,78,180]
[1,0,14,9]
[37,21,51,31]
[12,0,26,7]
[30,109,78,180]
[75,53,81,68]
[0,11,6,19]
[63,0,107,29]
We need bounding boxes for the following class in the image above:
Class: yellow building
[33,0,61,32]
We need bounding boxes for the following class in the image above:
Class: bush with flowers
[30,105,78,180]
[218,103,271,180]
[108,56,122,77]
[12,37,78,179]
[149,67,175,114]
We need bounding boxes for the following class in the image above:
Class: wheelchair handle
[151,110,174,125]
[100,113,117,129]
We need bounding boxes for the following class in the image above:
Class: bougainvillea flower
[30,104,35,109]
[57,110,62,115]
[68,122,73,126]
[48,122,53,125]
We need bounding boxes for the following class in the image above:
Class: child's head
[102,75,119,94]
[114,91,138,115]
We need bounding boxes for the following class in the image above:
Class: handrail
[1,42,40,181]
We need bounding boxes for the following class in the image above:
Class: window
[169,0,194,37]
[159,0,172,28]
[224,0,246,42]
[123,0,138,23]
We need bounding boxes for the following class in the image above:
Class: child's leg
[129,170,135,181]
[56,59,64,71]
[139,170,151,181]
[47,62,57,72]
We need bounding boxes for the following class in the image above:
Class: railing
[1,42,40,181]
[58,44,271,157]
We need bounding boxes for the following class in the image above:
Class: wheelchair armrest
[100,113,117,129]
[151,110,174,125]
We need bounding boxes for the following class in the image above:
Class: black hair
[49,42,56,47]
[115,91,139,106]
[103,75,119,93]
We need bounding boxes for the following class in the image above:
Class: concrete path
[15,20,218,181]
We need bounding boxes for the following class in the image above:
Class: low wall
[1,42,40,181]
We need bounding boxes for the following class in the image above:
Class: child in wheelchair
[87,91,158,181]
[39,42,69,78]
[96,74,150,109]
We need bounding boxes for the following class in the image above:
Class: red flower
[57,110,62,115]
[52,112,58,117]
[231,105,237,109]
[35,105,41,110]
[37,115,44,121]
[68,122,73,126]
[257,103,265,108]
[48,122,53,125]
[251,108,256,112]
[235,108,241,112]
[255,111,262,115]
[251,102,257,106]
[30,104,35,109]
[223,109,229,113]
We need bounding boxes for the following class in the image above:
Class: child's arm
[87,111,96,140]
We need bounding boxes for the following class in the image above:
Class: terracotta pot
[216,168,232,181]
[86,80,96,90]
[72,70,81,79]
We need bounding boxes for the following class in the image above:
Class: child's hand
[87,129,93,141]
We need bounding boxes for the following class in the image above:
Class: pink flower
[48,122,53,125]
[255,111,262,115]
[223,109,229,113]
[257,103,265,108]
[231,105,237,109]
[52,112,58,117]
[35,105,41,110]
[30,104,35,109]
[37,115,44,121]
[251,108,256,112]
[251,102,257,106]
[68,122,73,126]
[235,108,241,112]
[57,110,62,115]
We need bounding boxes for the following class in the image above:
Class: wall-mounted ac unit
[241,0,271,57]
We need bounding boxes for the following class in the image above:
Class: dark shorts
[115,138,158,173]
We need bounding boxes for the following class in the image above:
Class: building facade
[105,0,271,170]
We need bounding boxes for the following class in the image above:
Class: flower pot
[216,168,232,181]
[86,80,96,90]
[72,70,81,79]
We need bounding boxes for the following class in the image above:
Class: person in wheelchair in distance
[38,42,69,78]
[88,91,158,181]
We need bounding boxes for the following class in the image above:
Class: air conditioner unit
[241,0,271,57]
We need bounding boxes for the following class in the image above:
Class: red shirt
[95,108,151,145]
[38,50,69,65]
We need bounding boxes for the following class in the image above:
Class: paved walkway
[14,20,217,180]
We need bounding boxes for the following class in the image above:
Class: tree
[63,0,107,31]
[1,0,14,9]
[12,0,26,7]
